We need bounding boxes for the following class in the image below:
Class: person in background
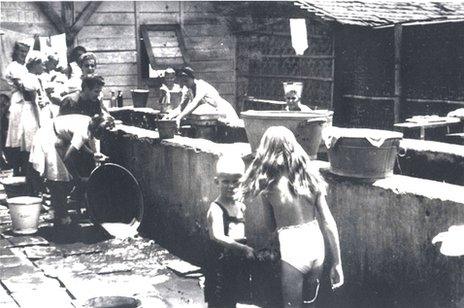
[3,41,31,175]
[205,154,255,308]
[165,67,239,127]
[41,52,67,118]
[67,46,86,80]
[64,52,98,96]
[158,68,183,114]
[284,89,312,112]
[29,113,113,230]
[0,94,11,169]
[241,127,344,308]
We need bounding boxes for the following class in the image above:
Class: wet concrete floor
[0,176,206,307]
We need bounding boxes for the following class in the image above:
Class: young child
[241,126,344,308]
[284,89,312,112]
[205,154,255,308]
[158,68,183,114]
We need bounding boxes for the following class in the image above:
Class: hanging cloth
[290,19,308,55]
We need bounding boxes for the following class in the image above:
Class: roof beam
[36,2,66,33]
[68,1,102,41]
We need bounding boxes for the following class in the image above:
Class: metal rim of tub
[86,163,143,230]
[241,110,333,120]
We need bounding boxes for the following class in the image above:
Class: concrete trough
[101,124,464,308]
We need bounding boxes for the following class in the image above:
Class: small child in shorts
[158,68,183,113]
[204,154,255,308]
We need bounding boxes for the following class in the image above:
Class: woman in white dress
[4,41,37,175]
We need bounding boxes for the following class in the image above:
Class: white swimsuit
[277,220,325,273]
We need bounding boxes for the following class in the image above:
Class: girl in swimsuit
[241,126,343,308]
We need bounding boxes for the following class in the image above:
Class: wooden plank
[150,38,180,48]
[78,37,136,51]
[86,12,135,25]
[0,22,56,35]
[405,98,464,106]
[78,25,135,39]
[188,48,233,61]
[1,8,50,23]
[70,2,102,37]
[152,47,182,58]
[1,2,38,10]
[394,24,402,123]
[36,2,66,33]
[96,1,135,12]
[138,12,179,25]
[182,2,216,13]
[185,36,233,49]
[190,60,234,72]
[137,1,180,13]
[96,51,137,64]
[183,24,230,38]
[103,75,138,86]
[241,74,333,82]
[97,63,138,76]
[196,71,235,83]
[155,57,185,66]
[182,13,220,25]
[258,54,334,60]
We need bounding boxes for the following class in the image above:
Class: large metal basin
[241,110,333,159]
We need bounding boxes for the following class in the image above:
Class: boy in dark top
[205,154,255,308]
[59,75,106,117]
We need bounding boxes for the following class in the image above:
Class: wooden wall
[0,1,57,94]
[235,15,334,110]
[1,1,236,109]
[75,1,236,108]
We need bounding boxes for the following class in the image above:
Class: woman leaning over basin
[164,67,239,127]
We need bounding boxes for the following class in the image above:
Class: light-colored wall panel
[78,25,135,39]
[98,63,138,76]
[79,37,136,51]
[96,51,137,64]
[86,12,135,25]
[138,1,180,13]
[96,1,135,12]
[138,12,179,25]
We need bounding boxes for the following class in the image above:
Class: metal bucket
[1,176,26,199]
[131,89,149,108]
[327,128,403,179]
[7,196,42,235]
[157,119,177,139]
[241,110,332,159]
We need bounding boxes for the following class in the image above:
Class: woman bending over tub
[241,126,344,308]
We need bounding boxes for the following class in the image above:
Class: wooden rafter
[36,1,101,46]
[36,2,66,33]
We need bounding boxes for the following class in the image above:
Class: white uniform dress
[29,114,94,182]
[188,79,239,122]
[4,61,41,152]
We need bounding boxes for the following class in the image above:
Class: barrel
[326,128,403,179]
[7,196,42,234]
[86,163,143,238]
[241,110,333,159]
[131,89,150,108]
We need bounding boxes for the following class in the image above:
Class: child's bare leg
[302,264,323,308]
[281,260,304,308]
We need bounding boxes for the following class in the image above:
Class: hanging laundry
[290,19,309,55]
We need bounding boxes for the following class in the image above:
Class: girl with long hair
[241,126,343,307]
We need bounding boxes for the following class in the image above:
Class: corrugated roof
[295,1,464,27]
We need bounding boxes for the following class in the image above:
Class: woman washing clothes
[241,127,344,308]
[29,113,113,230]
[164,67,239,127]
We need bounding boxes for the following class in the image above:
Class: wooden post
[394,24,403,123]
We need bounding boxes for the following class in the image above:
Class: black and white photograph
[1,0,464,307]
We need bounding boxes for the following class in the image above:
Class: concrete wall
[101,125,464,307]
[397,139,464,186]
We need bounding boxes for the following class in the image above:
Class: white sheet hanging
[290,18,308,55]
